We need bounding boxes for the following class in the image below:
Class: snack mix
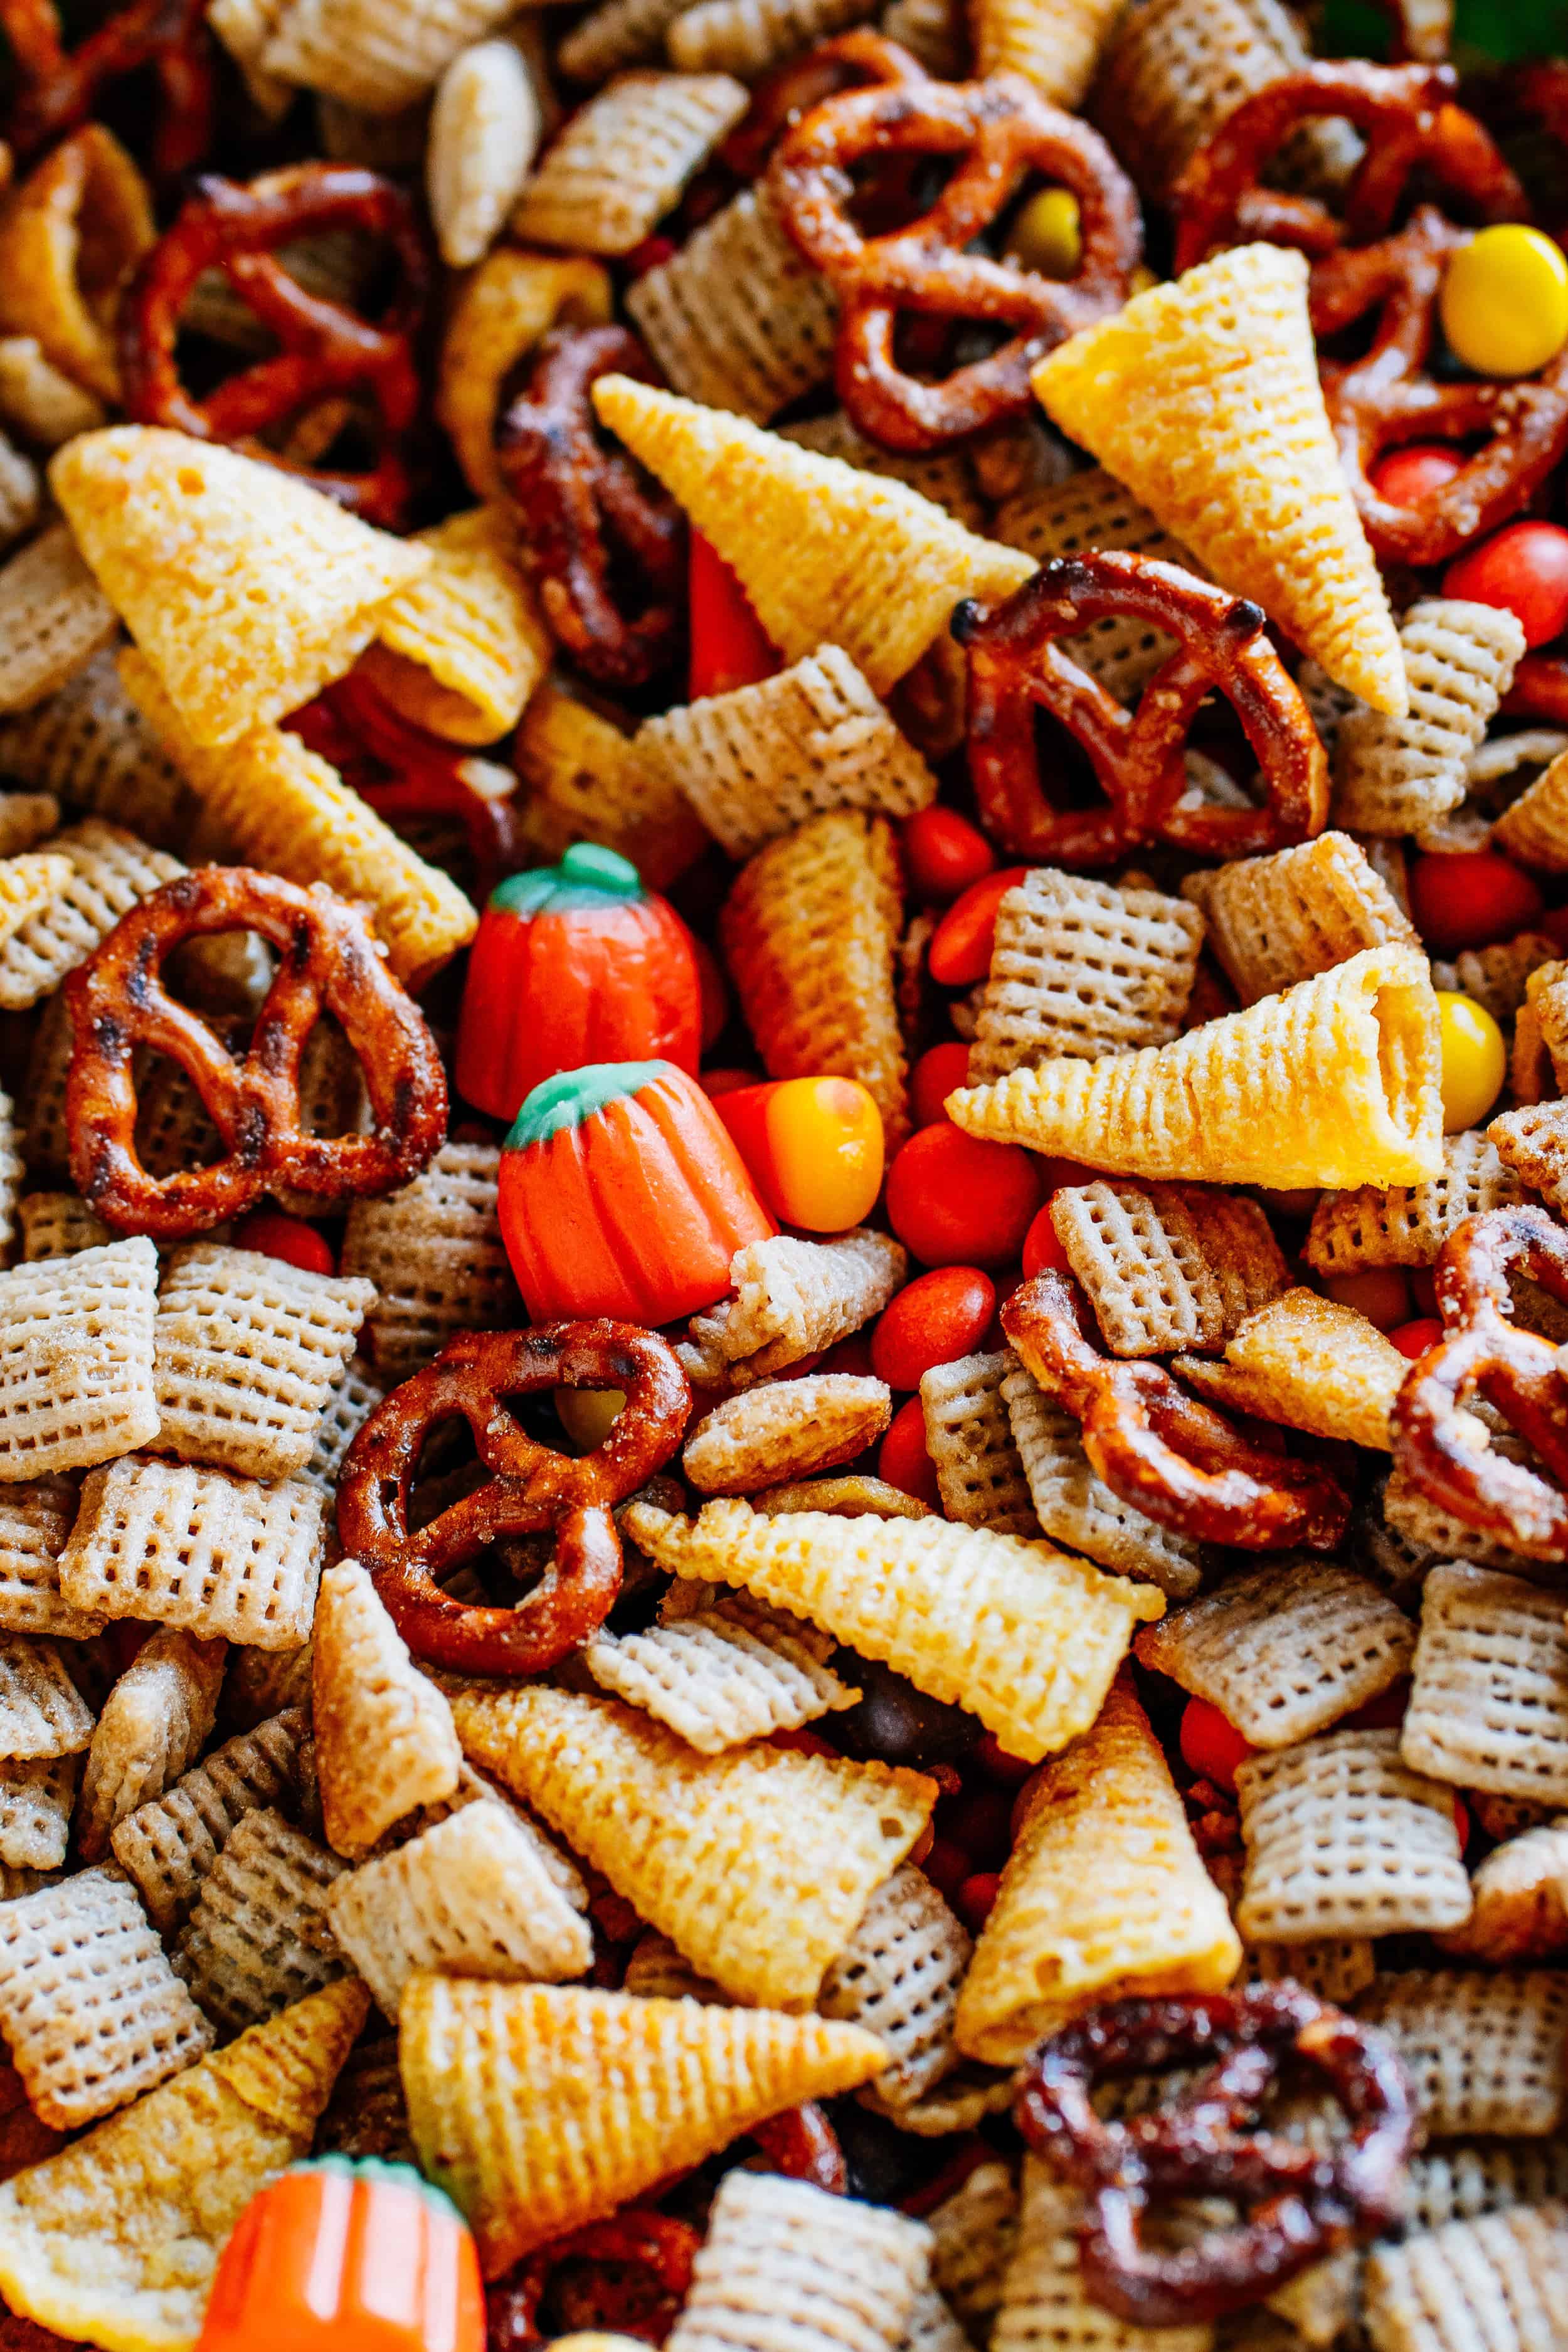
[1,1,1568,2348]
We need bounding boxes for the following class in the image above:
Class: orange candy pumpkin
[499,1059,775,1323]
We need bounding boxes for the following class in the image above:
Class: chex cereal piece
[312,1559,464,1857]
[622,1929,729,2004]
[16,1193,110,1261]
[634,647,935,862]
[77,1628,225,1863]
[1173,1288,1407,1451]
[669,0,872,72]
[926,2161,1018,2341]
[627,183,839,425]
[665,2171,930,2352]
[0,1640,92,1762]
[0,645,189,847]
[1402,1564,1568,1804]
[992,2158,1211,2352]
[1000,1360,1203,1596]
[1234,1729,1471,1942]
[683,1374,891,1495]
[341,1142,517,1381]
[817,1865,971,2110]
[0,524,119,719]
[968,870,1205,1081]
[783,411,986,533]
[60,1454,324,1649]
[583,1614,857,1752]
[1439,1819,1568,1964]
[861,2058,1019,2137]
[0,857,71,967]
[1050,1180,1288,1357]
[1434,930,1561,1026]
[109,1707,305,1934]
[990,468,1195,704]
[51,429,428,753]
[402,1976,889,2274]
[0,1978,367,2347]
[1357,1971,1568,2138]
[512,72,747,255]
[19,991,76,1177]
[1091,0,1309,197]
[0,1756,76,1870]
[122,657,476,988]
[0,1865,211,2126]
[173,1804,346,2032]
[722,810,909,1148]
[453,1683,935,2010]
[1249,1936,1377,2005]
[1379,1463,1540,1578]
[222,1638,313,1734]
[303,1356,383,1494]
[324,1799,592,2018]
[1033,247,1403,716]
[0,1481,100,1640]
[1496,742,1568,871]
[1333,600,1527,834]
[1136,1562,1414,1749]
[1490,1098,1568,1219]
[918,1352,1037,1537]
[592,375,1030,698]
[1182,830,1419,1007]
[955,1681,1240,2064]
[0,818,180,1009]
[0,793,60,859]
[973,0,1122,106]
[1307,1130,1525,1274]
[362,506,546,744]
[950,943,1443,1190]
[1406,2143,1568,2234]
[1363,2203,1568,2352]
[151,1243,375,1483]
[679,1229,906,1388]
[625,1496,1162,1764]
[513,676,709,890]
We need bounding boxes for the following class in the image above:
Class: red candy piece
[1444,521,1568,650]
[878,1394,944,1508]
[1409,849,1545,952]
[886,1122,1044,1269]
[688,529,782,699]
[1390,1316,1444,1360]
[902,806,997,904]
[1368,443,1466,504]
[871,1266,996,1389]
[1179,1698,1256,1794]
[927,867,1031,987]
[231,1211,336,1278]
[1022,1200,1073,1279]
[911,1042,972,1130]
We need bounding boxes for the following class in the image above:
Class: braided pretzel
[1391,1204,1568,1559]
[951,550,1328,866]
[1015,1984,1416,2327]
[497,324,686,690]
[487,2213,700,2351]
[119,162,429,527]
[0,0,213,173]
[336,1323,691,1677]
[1172,60,1526,272]
[1002,1271,1350,1551]
[768,72,1140,452]
[65,867,447,1239]
[723,28,930,180]
[1313,208,1568,567]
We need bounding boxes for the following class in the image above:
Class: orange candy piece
[714,1075,884,1232]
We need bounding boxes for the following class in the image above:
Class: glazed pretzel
[951,551,1329,866]
[65,867,448,1240]
[336,1323,692,1677]
[119,162,429,527]
[497,324,686,690]
[723,28,930,181]
[1313,208,1568,567]
[487,2213,700,2351]
[1391,1205,1568,1560]
[0,0,213,172]
[1015,1984,1416,2327]
[768,71,1140,452]
[1172,60,1525,270]
[1002,1271,1350,1552]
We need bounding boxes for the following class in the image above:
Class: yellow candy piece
[1436,989,1507,1133]
[556,1387,627,1450]
[1441,225,1568,381]
[1005,188,1081,279]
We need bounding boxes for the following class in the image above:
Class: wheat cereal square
[919,1353,1038,1537]
[968,870,1204,1083]
[1235,1729,1471,1942]
[0,1239,160,1478]
[1357,1971,1568,2137]
[109,1708,307,1932]
[172,1805,347,2033]
[1404,1563,1568,1804]
[341,1143,517,1382]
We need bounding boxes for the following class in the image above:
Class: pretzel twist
[1002,1271,1350,1551]
[119,162,430,526]
[336,1323,692,1677]
[1015,1984,1416,2327]
[487,2213,701,2351]
[1391,1204,1568,1559]
[0,0,213,173]
[951,550,1329,866]
[768,71,1140,451]
[723,28,930,180]
[65,866,448,1239]
[497,324,686,690]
